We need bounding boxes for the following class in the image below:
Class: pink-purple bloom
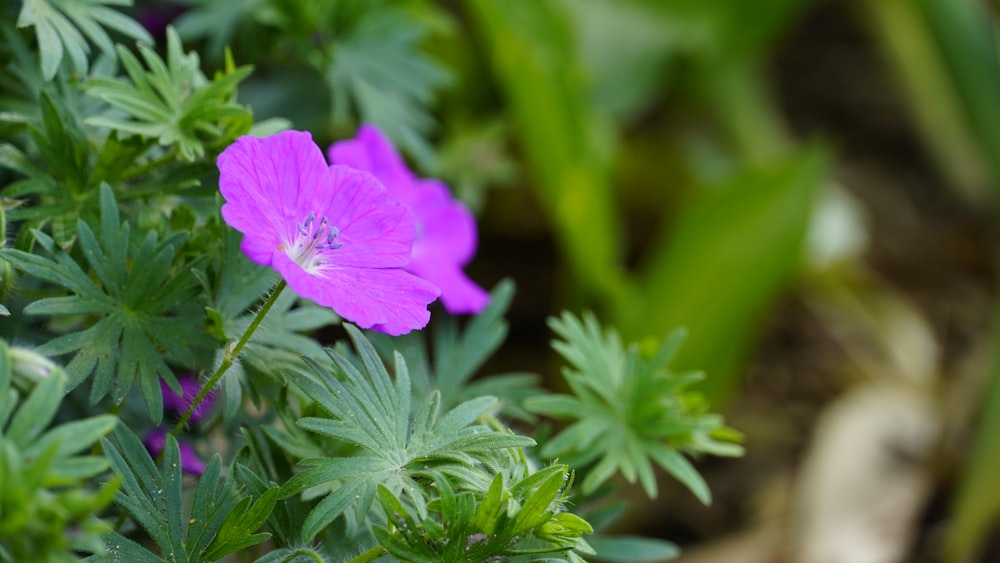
[217,130,440,335]
[328,125,489,315]
[160,374,215,423]
[143,428,206,475]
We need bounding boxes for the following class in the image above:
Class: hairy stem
[170,280,287,436]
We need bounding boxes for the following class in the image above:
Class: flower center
[282,211,343,271]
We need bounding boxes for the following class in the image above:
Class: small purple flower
[161,374,215,423]
[328,125,490,315]
[143,428,206,475]
[217,131,440,335]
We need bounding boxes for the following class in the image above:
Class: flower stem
[170,280,287,436]
[347,546,388,563]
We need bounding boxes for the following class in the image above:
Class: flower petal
[409,260,489,315]
[273,251,439,335]
[327,125,490,315]
[217,131,333,266]
[327,124,413,202]
[322,165,415,268]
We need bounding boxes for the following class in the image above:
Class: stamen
[285,211,344,268]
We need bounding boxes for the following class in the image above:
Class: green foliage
[278,324,535,541]
[587,535,679,563]
[1,91,96,245]
[527,312,743,502]
[16,0,152,79]
[466,0,624,304]
[0,184,208,421]
[369,280,542,422]
[84,27,253,162]
[623,146,827,404]
[93,425,278,562]
[373,465,593,562]
[0,340,119,563]
[174,0,449,163]
[320,0,451,165]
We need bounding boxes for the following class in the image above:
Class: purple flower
[143,428,206,475]
[160,374,215,424]
[217,131,440,335]
[328,125,490,315]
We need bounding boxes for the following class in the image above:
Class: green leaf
[466,0,625,303]
[588,534,680,562]
[84,27,252,161]
[0,354,119,561]
[281,324,535,541]
[322,1,451,165]
[372,463,592,561]
[369,280,543,422]
[527,311,742,501]
[16,0,152,79]
[4,185,207,420]
[4,367,63,447]
[100,426,275,562]
[622,145,827,405]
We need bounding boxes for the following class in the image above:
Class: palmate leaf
[16,0,152,80]
[525,312,744,503]
[92,425,277,563]
[368,280,542,422]
[84,26,252,162]
[279,324,534,542]
[0,184,207,422]
[323,0,451,165]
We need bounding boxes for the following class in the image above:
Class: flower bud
[7,345,65,392]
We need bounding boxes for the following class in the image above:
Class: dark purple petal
[142,429,206,475]
[159,374,215,423]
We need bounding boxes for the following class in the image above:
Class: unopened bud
[7,345,65,391]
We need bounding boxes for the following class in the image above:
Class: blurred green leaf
[16,0,152,80]
[863,0,991,199]
[623,145,826,404]
[466,0,625,304]
[323,0,451,166]
[918,0,1000,197]
[0,342,118,561]
[589,534,680,562]
[948,302,1000,562]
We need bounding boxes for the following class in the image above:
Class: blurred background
[155,0,1000,560]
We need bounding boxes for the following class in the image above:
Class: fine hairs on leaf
[279,323,535,542]
[526,311,744,503]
